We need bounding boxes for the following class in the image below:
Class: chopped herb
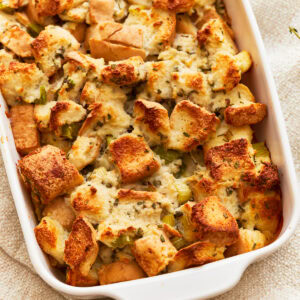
[252,243,257,250]
[176,46,183,51]
[226,187,234,196]
[35,85,47,104]
[136,227,144,238]
[137,201,143,205]
[27,23,44,37]
[114,199,119,206]
[223,213,228,219]
[212,253,217,257]
[97,121,103,127]
[238,91,241,98]
[183,132,190,137]
[160,234,165,243]
[110,64,116,69]
[152,203,156,209]
[153,67,158,71]
[66,78,75,91]
[107,113,111,120]
[144,149,149,153]
[264,202,270,209]
[289,27,300,39]
[234,161,240,169]
[157,89,162,94]
[238,205,245,213]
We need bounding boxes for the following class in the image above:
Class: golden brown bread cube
[191,196,239,246]
[153,0,194,13]
[168,100,220,152]
[66,267,99,287]
[89,0,114,23]
[0,25,33,57]
[109,134,160,184]
[134,99,171,146]
[132,231,177,276]
[18,145,83,204]
[224,103,267,127]
[42,197,76,231]
[98,261,145,285]
[64,216,99,276]
[167,241,225,272]
[10,105,40,156]
[34,216,68,265]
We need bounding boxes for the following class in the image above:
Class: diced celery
[27,23,44,37]
[153,146,181,164]
[162,214,175,227]
[0,2,14,14]
[175,181,192,204]
[253,142,269,158]
[171,237,188,250]
[106,135,114,146]
[35,86,47,104]
[62,123,81,140]
[112,234,134,249]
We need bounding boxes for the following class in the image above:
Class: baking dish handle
[104,257,251,300]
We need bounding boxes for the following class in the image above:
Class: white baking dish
[0,0,299,299]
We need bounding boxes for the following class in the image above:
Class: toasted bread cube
[34,101,56,130]
[226,229,266,256]
[63,22,87,43]
[40,132,72,153]
[89,0,114,23]
[235,50,252,73]
[78,102,130,138]
[0,25,33,57]
[59,1,89,23]
[18,145,83,204]
[125,6,176,55]
[68,136,101,170]
[134,99,170,146]
[168,241,224,272]
[191,196,239,246]
[98,261,145,285]
[66,265,99,287]
[34,216,68,265]
[2,0,27,8]
[101,56,146,86]
[109,134,160,183]
[49,100,86,135]
[90,39,146,61]
[168,100,219,152]
[197,18,237,56]
[42,197,76,231]
[26,0,53,25]
[176,14,197,35]
[27,0,68,18]
[31,25,80,76]
[153,0,194,13]
[64,216,99,276]
[204,138,255,182]
[0,62,49,105]
[0,49,16,67]
[70,182,111,224]
[10,105,40,155]
[225,103,267,127]
[132,231,177,276]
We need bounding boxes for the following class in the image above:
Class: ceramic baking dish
[0,0,299,299]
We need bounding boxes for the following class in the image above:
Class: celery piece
[0,3,14,14]
[162,214,175,227]
[35,86,47,104]
[62,123,81,140]
[153,145,181,164]
[175,181,192,204]
[112,234,134,249]
[253,142,269,158]
[106,135,114,146]
[171,237,188,250]
[27,23,44,37]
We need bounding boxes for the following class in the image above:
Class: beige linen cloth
[0,0,299,299]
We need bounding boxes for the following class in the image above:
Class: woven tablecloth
[0,0,299,299]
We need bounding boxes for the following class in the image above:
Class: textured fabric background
[0,0,299,299]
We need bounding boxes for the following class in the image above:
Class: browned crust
[64,217,99,274]
[66,268,99,287]
[109,135,160,183]
[225,103,267,126]
[18,145,83,204]
[49,101,70,131]
[98,261,145,285]
[153,0,194,13]
[30,34,48,59]
[34,218,57,248]
[191,196,239,246]
[101,63,136,86]
[10,105,40,156]
[204,138,255,181]
[117,189,158,202]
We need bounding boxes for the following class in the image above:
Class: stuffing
[101,56,146,86]
[176,15,197,35]
[34,216,68,264]
[167,241,225,272]
[31,25,80,76]
[191,196,239,246]
[78,102,130,138]
[49,100,87,136]
[0,25,33,57]
[132,230,177,276]
[59,1,89,23]
[34,101,56,131]
[66,264,99,286]
[0,49,16,67]
[89,0,114,23]
[113,0,128,21]
[26,0,70,18]
[88,166,119,188]
[63,22,87,43]
[0,61,49,105]
[204,138,255,182]
[40,132,72,153]
[18,145,83,204]
[109,134,160,183]
[26,0,53,25]
[98,261,145,285]
[10,105,40,156]
[64,216,99,276]
[134,99,170,146]
[226,228,266,256]
[97,189,163,247]
[125,5,176,55]
[42,197,75,231]
[197,18,237,56]
[68,136,101,170]
[1,0,28,8]
[153,0,195,13]
[168,100,219,152]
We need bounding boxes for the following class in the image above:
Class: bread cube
[168,100,219,152]
[31,25,80,76]
[18,145,83,204]
[134,99,170,146]
[10,105,40,155]
[59,1,89,23]
[98,261,145,285]
[66,265,99,286]
[34,216,68,264]
[168,241,224,272]
[64,216,99,276]
[132,231,177,276]
[34,101,56,130]
[89,0,114,23]
[63,22,87,42]
[109,134,160,183]
[191,196,239,246]
[153,0,194,13]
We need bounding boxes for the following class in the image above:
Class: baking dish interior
[0,0,298,299]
